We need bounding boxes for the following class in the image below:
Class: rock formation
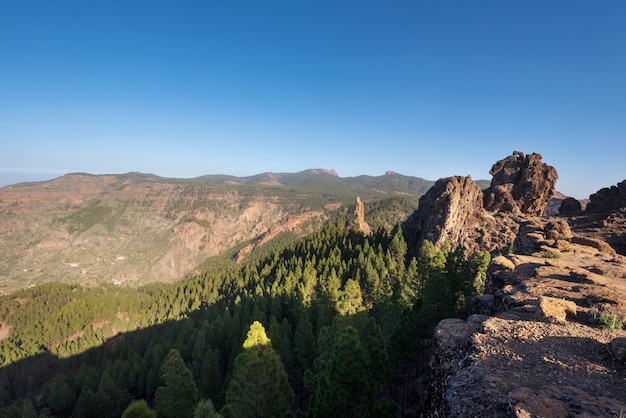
[404,152,626,416]
[402,176,484,252]
[483,151,558,215]
[568,181,626,256]
[558,196,582,216]
[353,196,371,235]
[585,179,626,213]
[430,234,626,417]
[403,151,557,255]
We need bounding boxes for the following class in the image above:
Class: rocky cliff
[403,151,557,255]
[407,153,626,417]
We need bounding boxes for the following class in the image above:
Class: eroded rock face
[586,180,626,213]
[484,151,558,216]
[403,152,560,255]
[402,176,484,252]
[353,196,371,235]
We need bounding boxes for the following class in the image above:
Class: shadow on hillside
[450,333,626,416]
[0,291,417,417]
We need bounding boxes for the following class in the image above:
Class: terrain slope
[0,170,435,293]
[402,152,626,416]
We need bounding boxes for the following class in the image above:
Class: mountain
[0,154,623,417]
[0,169,448,294]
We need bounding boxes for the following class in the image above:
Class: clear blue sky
[1,1,624,199]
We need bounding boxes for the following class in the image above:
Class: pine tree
[194,399,222,418]
[307,323,373,418]
[155,349,199,418]
[200,348,223,404]
[223,321,293,418]
[121,399,156,418]
[293,310,316,407]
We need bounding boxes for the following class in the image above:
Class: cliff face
[403,151,557,255]
[409,153,626,416]
[402,176,485,253]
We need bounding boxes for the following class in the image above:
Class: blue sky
[1,1,624,198]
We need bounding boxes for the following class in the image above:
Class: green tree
[155,349,199,418]
[200,348,223,404]
[96,370,132,418]
[74,386,98,418]
[336,279,364,316]
[194,399,222,418]
[307,323,375,418]
[122,400,156,418]
[223,321,293,418]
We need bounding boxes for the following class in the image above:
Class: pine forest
[0,219,489,417]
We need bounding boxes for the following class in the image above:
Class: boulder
[483,151,558,216]
[558,197,582,216]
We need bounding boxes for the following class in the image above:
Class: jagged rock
[558,197,582,216]
[402,176,485,252]
[586,179,626,213]
[483,151,558,216]
[403,152,562,255]
[352,196,371,235]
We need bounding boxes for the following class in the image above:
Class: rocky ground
[401,152,626,417]
[430,223,626,417]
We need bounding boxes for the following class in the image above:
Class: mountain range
[0,169,489,294]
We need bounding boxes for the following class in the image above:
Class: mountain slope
[0,170,436,293]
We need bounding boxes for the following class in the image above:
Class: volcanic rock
[429,241,626,417]
[585,179,626,213]
[402,176,485,252]
[483,151,558,216]
[353,196,371,235]
[557,197,582,216]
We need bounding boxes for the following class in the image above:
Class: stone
[544,219,572,240]
[483,151,558,216]
[352,196,371,235]
[402,175,485,252]
[558,197,582,216]
[570,236,616,255]
[586,180,626,213]
[536,296,577,323]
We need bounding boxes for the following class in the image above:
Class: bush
[589,309,624,330]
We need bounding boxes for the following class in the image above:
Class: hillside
[0,169,437,294]
[0,152,622,417]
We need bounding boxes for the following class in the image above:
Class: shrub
[589,309,624,330]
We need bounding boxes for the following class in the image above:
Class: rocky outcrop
[402,176,485,253]
[430,239,626,417]
[568,181,626,256]
[586,179,626,213]
[403,152,559,255]
[483,151,558,216]
[405,152,626,416]
[352,196,371,235]
[558,196,582,216]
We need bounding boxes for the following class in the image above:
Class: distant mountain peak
[309,168,338,176]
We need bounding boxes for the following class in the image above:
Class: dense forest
[0,220,489,417]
